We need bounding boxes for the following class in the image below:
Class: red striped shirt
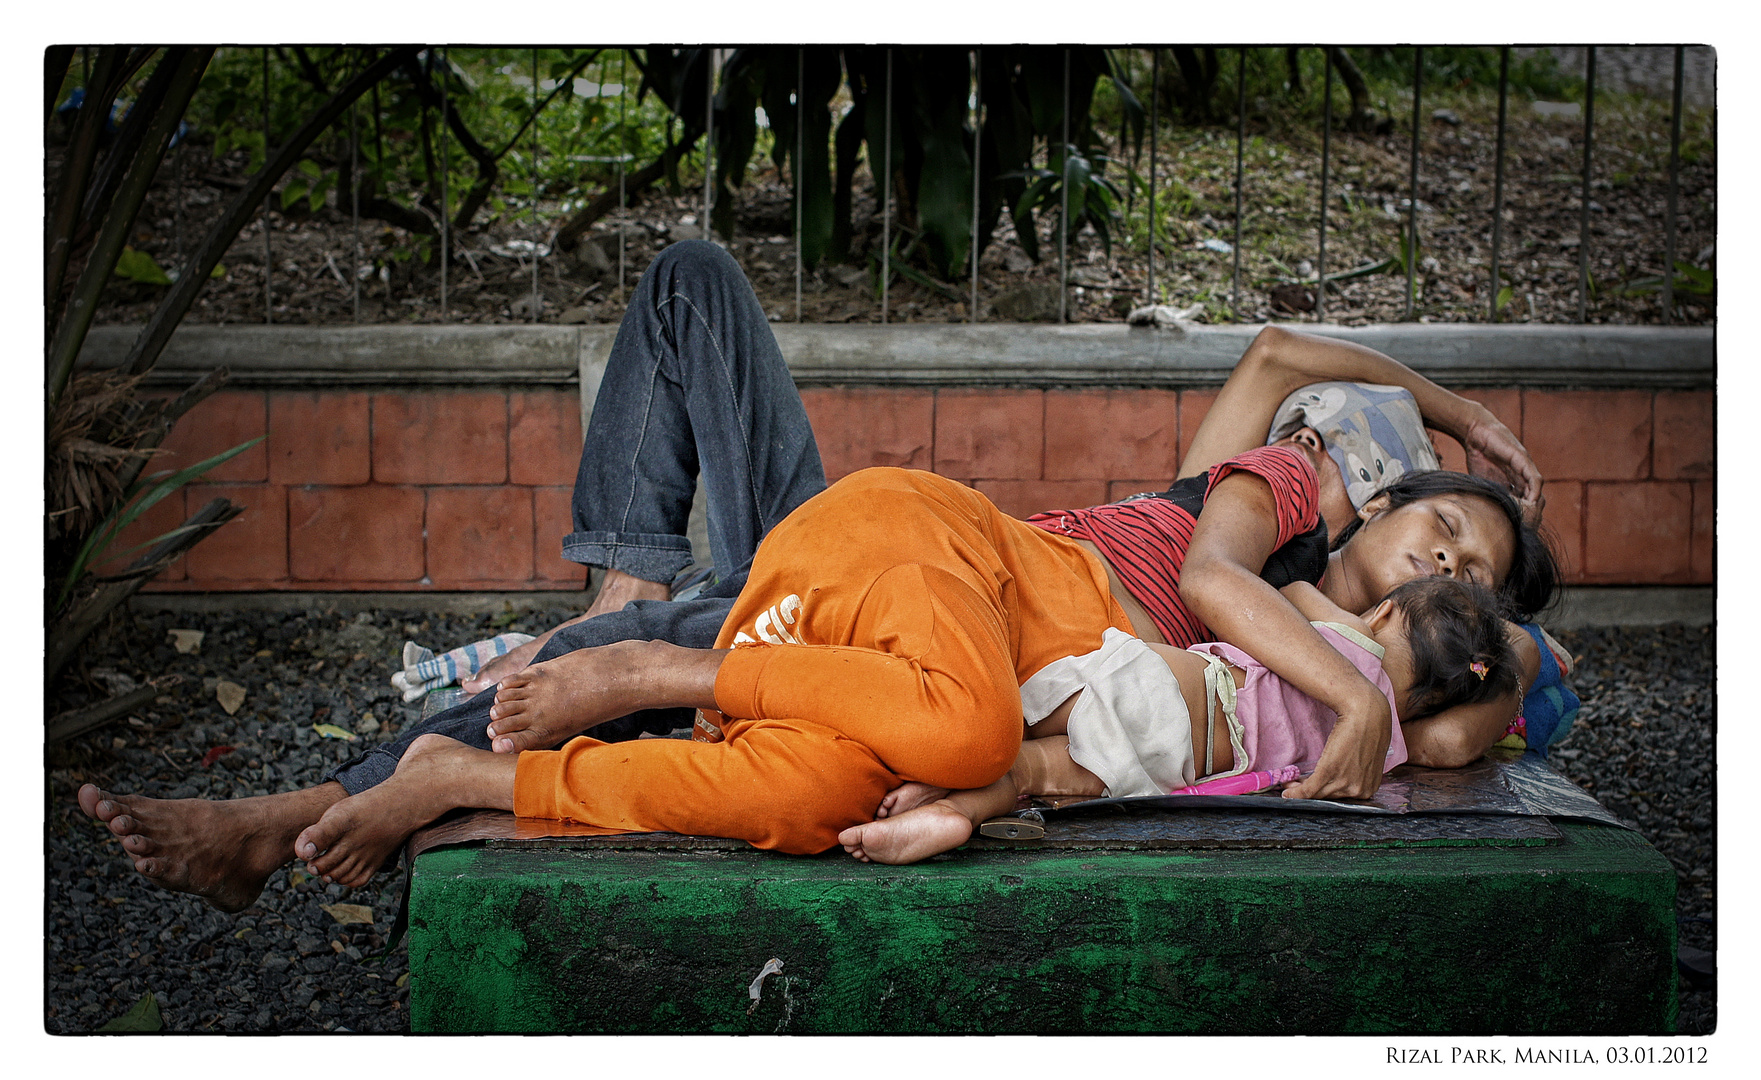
[1026,446,1321,647]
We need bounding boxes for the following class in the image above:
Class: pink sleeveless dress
[1186,621,1408,776]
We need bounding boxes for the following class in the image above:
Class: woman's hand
[1282,685,1393,800]
[1458,407,1545,524]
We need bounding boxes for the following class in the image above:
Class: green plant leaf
[59,436,265,611]
[280,180,309,210]
[1674,261,1715,294]
[296,158,323,179]
[1496,285,1514,311]
[210,262,227,280]
[114,247,172,286]
[96,992,162,1033]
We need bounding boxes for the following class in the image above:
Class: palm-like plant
[44,46,416,739]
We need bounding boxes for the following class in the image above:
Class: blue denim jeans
[328,241,827,794]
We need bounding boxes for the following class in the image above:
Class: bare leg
[462,570,670,694]
[1008,735,1106,798]
[487,639,724,753]
[295,734,518,888]
[77,782,345,913]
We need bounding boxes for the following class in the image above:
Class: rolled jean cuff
[325,747,394,795]
[560,530,695,583]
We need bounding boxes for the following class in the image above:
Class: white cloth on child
[1020,626,1196,799]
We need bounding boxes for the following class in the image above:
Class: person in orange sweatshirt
[288,466,1137,867]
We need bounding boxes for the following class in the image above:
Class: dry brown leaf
[320,903,376,926]
[215,680,246,715]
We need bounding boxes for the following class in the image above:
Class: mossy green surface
[408,822,1675,1034]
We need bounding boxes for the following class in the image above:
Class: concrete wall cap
[79,321,1714,389]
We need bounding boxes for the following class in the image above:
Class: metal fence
[136,45,1712,328]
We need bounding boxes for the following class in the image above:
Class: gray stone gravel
[1548,622,1716,1035]
[45,606,1713,1034]
[45,602,582,1034]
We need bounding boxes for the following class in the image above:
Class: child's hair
[1385,576,1519,721]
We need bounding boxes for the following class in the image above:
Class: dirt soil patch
[89,84,1712,330]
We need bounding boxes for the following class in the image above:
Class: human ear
[1364,598,1397,629]
[1358,492,1392,522]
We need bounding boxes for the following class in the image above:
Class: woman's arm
[1178,325,1543,519]
[1401,621,1542,768]
[1180,472,1395,800]
[1278,580,1372,635]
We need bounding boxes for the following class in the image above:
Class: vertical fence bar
[262,47,272,324]
[1059,48,1069,324]
[971,48,982,323]
[618,50,628,308]
[703,47,715,244]
[440,47,449,321]
[795,48,803,323]
[1405,46,1421,320]
[172,138,184,271]
[1233,47,1245,320]
[882,48,892,324]
[374,79,386,304]
[531,47,540,323]
[1490,46,1509,322]
[1576,46,1596,323]
[1662,45,1685,325]
[350,51,361,322]
[1148,48,1157,305]
[1318,47,1331,323]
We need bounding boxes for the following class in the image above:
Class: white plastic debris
[747,958,785,1014]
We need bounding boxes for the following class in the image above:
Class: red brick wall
[119,385,1712,591]
[114,388,588,591]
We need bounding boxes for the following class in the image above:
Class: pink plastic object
[1169,765,1302,797]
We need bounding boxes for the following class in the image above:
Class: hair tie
[1469,661,1489,681]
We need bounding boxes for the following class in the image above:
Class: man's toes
[294,824,331,862]
[497,729,544,753]
[307,847,341,876]
[78,785,109,817]
[121,833,154,854]
[107,814,138,837]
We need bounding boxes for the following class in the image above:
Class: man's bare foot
[462,636,547,695]
[295,734,516,888]
[838,800,975,865]
[77,782,344,913]
[486,639,653,753]
[875,781,951,819]
[461,570,670,694]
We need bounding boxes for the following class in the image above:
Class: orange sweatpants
[513,468,1126,854]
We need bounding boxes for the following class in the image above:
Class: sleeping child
[838,574,1520,865]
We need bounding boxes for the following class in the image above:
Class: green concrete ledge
[406,821,1676,1034]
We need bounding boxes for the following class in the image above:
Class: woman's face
[1342,493,1517,602]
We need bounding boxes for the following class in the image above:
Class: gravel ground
[45,604,1714,1034]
